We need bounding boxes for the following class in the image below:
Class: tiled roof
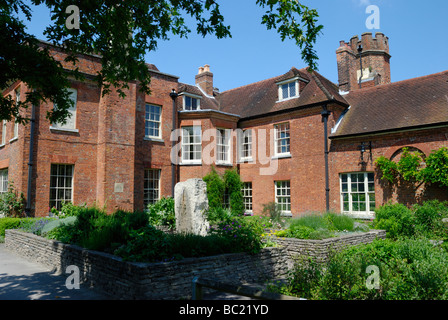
[216,67,348,119]
[178,83,220,110]
[331,70,448,138]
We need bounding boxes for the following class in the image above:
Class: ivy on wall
[375,147,448,188]
[203,166,244,216]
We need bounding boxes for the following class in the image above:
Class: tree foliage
[1,0,323,124]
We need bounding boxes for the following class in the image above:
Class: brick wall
[329,127,448,214]
[238,105,341,216]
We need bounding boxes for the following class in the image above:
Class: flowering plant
[208,217,264,254]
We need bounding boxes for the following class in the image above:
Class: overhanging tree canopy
[1,0,322,124]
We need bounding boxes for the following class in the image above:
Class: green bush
[203,167,225,212]
[114,225,172,262]
[207,206,233,224]
[261,202,287,228]
[40,216,77,235]
[326,212,355,231]
[223,168,244,216]
[114,223,256,262]
[203,167,245,217]
[147,197,175,229]
[276,225,314,239]
[373,203,415,239]
[276,212,357,240]
[46,205,150,252]
[0,218,23,239]
[271,238,448,300]
[208,216,264,254]
[0,182,26,217]
[412,200,448,239]
[0,217,55,242]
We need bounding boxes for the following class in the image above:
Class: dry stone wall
[5,229,386,299]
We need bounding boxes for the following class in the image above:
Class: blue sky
[19,0,448,92]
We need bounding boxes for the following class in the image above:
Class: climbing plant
[375,147,448,188]
[203,166,244,217]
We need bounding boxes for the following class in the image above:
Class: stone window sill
[50,126,79,133]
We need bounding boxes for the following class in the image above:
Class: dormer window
[277,78,299,101]
[183,94,201,111]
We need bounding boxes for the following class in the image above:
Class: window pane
[282,84,289,99]
[289,82,296,97]
[50,164,74,210]
[144,169,160,208]
[358,182,365,192]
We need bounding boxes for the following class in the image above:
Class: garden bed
[4,227,385,299]
[5,229,291,300]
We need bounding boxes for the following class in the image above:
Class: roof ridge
[348,70,448,94]
[309,71,335,101]
[220,74,282,94]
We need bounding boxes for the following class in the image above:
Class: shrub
[223,168,244,216]
[412,200,448,239]
[0,182,26,217]
[40,216,77,235]
[276,225,314,239]
[289,213,332,231]
[207,206,233,224]
[203,167,245,217]
[271,238,448,300]
[325,212,355,232]
[203,167,225,212]
[373,203,415,239]
[114,225,172,262]
[147,197,175,229]
[46,205,150,252]
[261,202,286,227]
[0,218,23,240]
[208,216,264,254]
[0,217,55,242]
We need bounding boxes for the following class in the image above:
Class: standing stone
[174,179,209,236]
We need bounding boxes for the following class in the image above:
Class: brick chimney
[336,32,391,92]
[195,64,214,96]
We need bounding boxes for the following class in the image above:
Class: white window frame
[275,180,291,216]
[49,164,74,210]
[340,172,375,218]
[181,126,202,164]
[242,182,253,213]
[144,169,161,208]
[216,128,231,165]
[13,87,20,140]
[145,104,162,139]
[277,78,299,101]
[182,94,201,111]
[51,88,78,131]
[0,169,8,194]
[238,129,253,162]
[1,120,7,146]
[274,123,290,157]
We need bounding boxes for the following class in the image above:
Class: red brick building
[2,33,448,218]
